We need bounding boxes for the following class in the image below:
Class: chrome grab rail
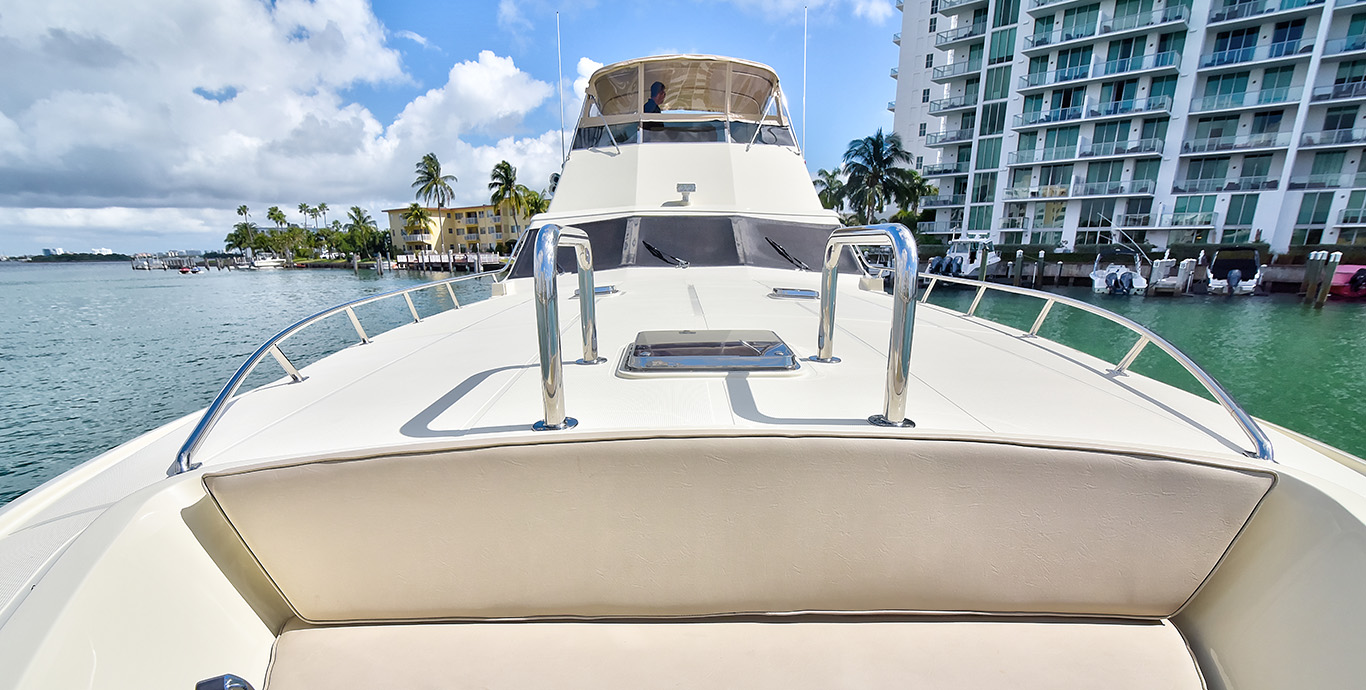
[813,224,919,428]
[169,268,504,475]
[917,273,1274,461]
[532,224,604,431]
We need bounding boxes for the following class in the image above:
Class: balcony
[929,93,979,114]
[933,59,983,82]
[923,161,972,176]
[1160,212,1220,227]
[1310,81,1366,102]
[1338,0,1366,6]
[1189,86,1304,113]
[1077,137,1164,157]
[890,67,899,79]
[1014,105,1084,128]
[1008,146,1079,165]
[896,0,904,9]
[1324,35,1366,57]
[892,32,901,45]
[1099,6,1189,35]
[1300,128,1366,146]
[1086,95,1172,119]
[1180,131,1293,154]
[1072,179,1157,196]
[400,233,434,243]
[1288,172,1366,188]
[888,101,896,112]
[1117,213,1157,227]
[936,21,987,47]
[1172,177,1281,193]
[1022,24,1098,52]
[1198,39,1313,70]
[1001,217,1032,230]
[1003,184,1071,200]
[1020,64,1090,90]
[926,128,976,146]
[939,0,989,13]
[918,221,964,234]
[1208,0,1325,24]
[1099,51,1181,77]
[1339,208,1366,224]
[922,194,968,207]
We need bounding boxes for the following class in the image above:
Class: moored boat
[2,55,1366,690]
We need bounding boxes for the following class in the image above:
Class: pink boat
[1329,264,1366,299]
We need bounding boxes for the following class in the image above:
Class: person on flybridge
[644,81,666,113]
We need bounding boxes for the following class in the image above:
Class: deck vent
[625,329,799,372]
[572,285,619,298]
[768,287,818,300]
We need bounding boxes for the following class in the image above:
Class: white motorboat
[250,256,286,269]
[924,231,996,279]
[1207,246,1263,296]
[1149,254,1197,296]
[3,55,1366,690]
[1089,248,1148,295]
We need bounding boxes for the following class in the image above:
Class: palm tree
[267,206,287,231]
[316,202,329,228]
[225,221,256,254]
[235,205,256,245]
[523,188,550,216]
[813,168,845,211]
[298,203,313,231]
[488,160,528,232]
[402,203,432,236]
[841,129,917,225]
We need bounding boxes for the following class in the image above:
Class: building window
[916,156,924,168]
[993,0,1020,27]
[976,137,1002,170]
[922,88,931,103]
[973,172,997,203]
[929,17,937,32]
[931,0,939,12]
[919,123,928,136]
[988,28,1016,65]
[984,66,1011,101]
[980,102,1006,136]
[926,54,934,68]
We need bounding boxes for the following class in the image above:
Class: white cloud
[0,1,572,254]
[851,0,895,20]
[497,0,533,32]
[715,0,892,21]
[395,30,432,48]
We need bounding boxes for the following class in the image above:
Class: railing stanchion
[1029,299,1055,336]
[532,224,603,432]
[403,293,421,323]
[967,285,987,316]
[345,307,370,344]
[445,283,460,308]
[268,345,304,382]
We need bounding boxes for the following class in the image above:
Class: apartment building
[385,203,523,254]
[892,0,948,171]
[894,0,1366,252]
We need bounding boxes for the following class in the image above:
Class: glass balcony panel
[1200,39,1311,68]
[1310,81,1366,101]
[1160,212,1220,226]
[926,128,976,145]
[1008,145,1078,164]
[1024,23,1098,49]
[918,221,964,233]
[934,59,983,80]
[1100,5,1189,33]
[936,22,988,46]
[1289,172,1352,188]
[1072,179,1157,196]
[1004,184,1071,199]
[1209,0,1324,24]
[923,161,972,175]
[929,93,980,114]
[1181,131,1292,152]
[1300,128,1366,145]
[1189,86,1303,112]
[1078,137,1165,156]
[1013,106,1084,127]
[1325,35,1366,55]
[1021,64,1090,88]
[1101,50,1180,76]
[922,194,968,207]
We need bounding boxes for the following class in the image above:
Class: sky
[0,0,902,255]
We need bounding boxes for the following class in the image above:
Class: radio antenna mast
[557,11,566,164]
[802,5,808,158]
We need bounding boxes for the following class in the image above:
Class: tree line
[403,154,551,254]
[814,129,936,231]
[224,203,388,259]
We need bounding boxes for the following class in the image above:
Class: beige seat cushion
[206,436,1274,622]
[265,619,1204,690]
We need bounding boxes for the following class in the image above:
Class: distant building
[384,203,525,254]
[91,248,113,255]
[42,248,66,256]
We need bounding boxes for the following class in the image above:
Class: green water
[1,263,1362,507]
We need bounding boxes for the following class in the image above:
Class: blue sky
[0,0,901,254]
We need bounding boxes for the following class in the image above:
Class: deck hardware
[769,287,818,300]
[916,272,1274,462]
[403,293,421,323]
[572,285,619,298]
[814,223,919,427]
[966,285,987,316]
[345,307,370,344]
[533,223,604,432]
[268,345,304,383]
[677,183,696,205]
[1112,335,1150,375]
[919,278,937,303]
[170,268,506,475]
[1028,299,1055,336]
[445,282,461,307]
[625,330,798,371]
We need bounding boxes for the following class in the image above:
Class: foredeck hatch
[624,329,798,372]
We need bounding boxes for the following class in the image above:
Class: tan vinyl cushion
[205,436,1274,622]
[264,620,1205,690]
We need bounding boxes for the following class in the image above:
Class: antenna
[557,11,566,164]
[802,5,808,159]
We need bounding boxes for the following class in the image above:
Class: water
[1,263,1363,506]
[0,262,491,505]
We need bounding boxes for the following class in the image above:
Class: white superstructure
[2,55,1366,690]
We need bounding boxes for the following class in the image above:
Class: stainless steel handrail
[813,223,919,427]
[169,267,504,475]
[917,272,1274,461]
[532,223,604,431]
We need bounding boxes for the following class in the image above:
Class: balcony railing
[934,59,983,80]
[936,21,987,46]
[1087,95,1172,118]
[1181,131,1292,153]
[1189,86,1303,112]
[918,221,964,234]
[1288,172,1366,188]
[1199,39,1312,69]
[1072,179,1157,196]
[1160,212,1220,227]
[1338,0,1366,6]
[1021,64,1090,89]
[1325,35,1366,55]
[1003,184,1071,199]
[1209,0,1324,23]
[893,32,901,45]
[923,161,972,175]
[1077,137,1164,157]
[1014,105,1084,127]
[1008,145,1079,165]
[888,101,896,112]
[1310,81,1366,102]
[1172,178,1236,193]
[1100,50,1180,76]
[922,194,968,207]
[890,67,899,79]
[926,128,976,146]
[1001,217,1032,229]
[1024,24,1097,50]
[929,93,979,114]
[1300,128,1366,146]
[1100,6,1189,34]
[1117,213,1156,227]
[401,233,434,243]
[1340,208,1366,224]
[940,0,985,12]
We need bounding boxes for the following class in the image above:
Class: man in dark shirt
[644,81,666,113]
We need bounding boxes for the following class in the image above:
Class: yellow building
[384,203,524,254]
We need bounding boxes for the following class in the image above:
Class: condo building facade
[892,0,1366,252]
[385,203,523,254]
